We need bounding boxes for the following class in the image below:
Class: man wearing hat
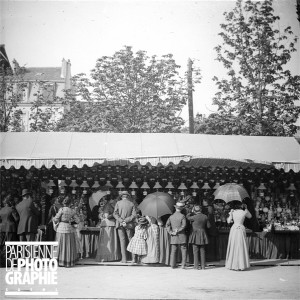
[166,202,187,269]
[15,189,41,241]
[187,205,211,270]
[113,191,137,263]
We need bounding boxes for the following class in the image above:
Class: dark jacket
[0,206,19,233]
[16,198,40,234]
[113,199,136,229]
[187,212,211,245]
[166,211,187,244]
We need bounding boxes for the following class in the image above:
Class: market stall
[1,132,300,262]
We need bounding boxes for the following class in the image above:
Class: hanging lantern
[48,179,56,195]
[190,182,198,197]
[106,180,113,194]
[129,181,139,195]
[58,180,67,194]
[92,181,100,189]
[116,181,125,189]
[70,180,78,194]
[165,181,174,195]
[80,180,90,195]
[201,182,211,190]
[190,181,199,190]
[286,183,296,197]
[58,180,67,187]
[178,182,187,196]
[116,181,125,195]
[257,183,267,197]
[140,182,150,195]
[153,181,162,191]
[213,182,221,190]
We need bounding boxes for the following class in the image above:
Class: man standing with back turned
[16,189,41,241]
[166,202,187,269]
[113,191,136,263]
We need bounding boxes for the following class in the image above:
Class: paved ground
[1,259,299,300]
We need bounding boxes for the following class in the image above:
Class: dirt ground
[1,260,299,299]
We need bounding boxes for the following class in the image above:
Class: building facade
[16,59,71,131]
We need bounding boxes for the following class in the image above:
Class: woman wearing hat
[187,205,211,270]
[225,203,252,271]
[95,196,121,262]
[46,196,63,241]
[127,217,148,264]
[53,196,80,267]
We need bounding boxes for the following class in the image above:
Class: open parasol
[138,192,175,219]
[89,190,108,210]
[213,183,250,203]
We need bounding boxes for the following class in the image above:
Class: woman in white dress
[225,203,252,271]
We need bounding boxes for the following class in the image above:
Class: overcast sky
[1,0,299,123]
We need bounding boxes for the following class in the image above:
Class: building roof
[22,67,63,81]
[1,132,299,171]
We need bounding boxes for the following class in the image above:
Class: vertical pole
[187,58,194,134]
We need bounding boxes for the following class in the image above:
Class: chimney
[61,58,67,78]
[65,59,71,89]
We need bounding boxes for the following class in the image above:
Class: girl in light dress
[127,217,148,264]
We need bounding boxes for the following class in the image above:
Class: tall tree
[0,60,27,132]
[208,0,300,136]
[57,46,201,133]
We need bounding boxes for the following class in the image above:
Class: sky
[1,0,299,124]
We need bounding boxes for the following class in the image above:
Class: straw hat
[174,202,185,210]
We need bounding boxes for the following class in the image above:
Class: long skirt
[56,232,79,267]
[225,224,250,270]
[95,226,121,262]
[141,225,159,263]
[159,227,171,265]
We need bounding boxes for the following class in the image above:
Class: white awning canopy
[1,132,299,171]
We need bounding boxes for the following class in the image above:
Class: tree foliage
[0,60,26,132]
[56,46,201,133]
[205,0,300,136]
[0,60,65,132]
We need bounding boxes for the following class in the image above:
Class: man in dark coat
[206,205,220,261]
[113,191,136,263]
[0,195,19,243]
[15,189,41,241]
[166,202,187,269]
[187,205,211,270]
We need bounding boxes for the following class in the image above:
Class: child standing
[127,217,148,264]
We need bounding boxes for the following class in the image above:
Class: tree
[208,0,300,136]
[0,60,65,132]
[56,46,201,133]
[0,60,26,132]
[29,81,63,132]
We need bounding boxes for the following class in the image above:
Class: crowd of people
[0,188,253,271]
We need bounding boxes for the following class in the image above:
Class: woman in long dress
[141,216,159,264]
[95,197,121,262]
[53,196,80,267]
[46,196,62,241]
[157,214,171,265]
[225,203,252,271]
